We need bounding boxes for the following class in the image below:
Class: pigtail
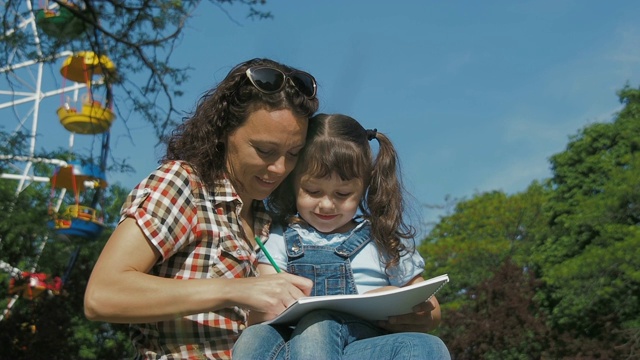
[366,131,417,272]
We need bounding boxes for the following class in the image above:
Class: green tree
[532,85,640,357]
[0,181,132,359]
[0,130,132,358]
[438,259,552,360]
[420,85,640,358]
[420,183,554,358]
[420,183,549,309]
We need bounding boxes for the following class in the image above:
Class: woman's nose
[267,156,287,176]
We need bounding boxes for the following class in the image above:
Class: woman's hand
[229,272,313,316]
[240,263,313,317]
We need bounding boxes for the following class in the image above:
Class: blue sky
[3,0,640,234]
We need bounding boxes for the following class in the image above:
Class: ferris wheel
[0,0,115,322]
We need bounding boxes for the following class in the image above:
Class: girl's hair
[162,58,319,190]
[268,113,417,271]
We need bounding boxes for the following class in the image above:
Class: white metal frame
[0,0,81,321]
[0,0,86,195]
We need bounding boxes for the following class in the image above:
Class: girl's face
[295,172,363,234]
[225,109,307,204]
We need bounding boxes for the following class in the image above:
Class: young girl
[232,113,450,359]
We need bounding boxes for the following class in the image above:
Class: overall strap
[334,224,373,259]
[284,225,305,258]
[284,222,373,259]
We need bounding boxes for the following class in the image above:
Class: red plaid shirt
[120,161,271,359]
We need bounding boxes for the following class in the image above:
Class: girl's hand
[376,296,441,333]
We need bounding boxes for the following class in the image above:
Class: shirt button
[236,249,242,255]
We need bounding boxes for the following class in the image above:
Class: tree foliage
[0,130,132,358]
[532,84,640,357]
[439,260,552,360]
[424,85,640,358]
[420,183,549,309]
[0,180,132,358]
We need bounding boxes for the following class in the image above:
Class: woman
[84,58,319,359]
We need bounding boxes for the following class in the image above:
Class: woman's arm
[84,218,312,323]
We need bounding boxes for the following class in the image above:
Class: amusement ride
[0,0,115,324]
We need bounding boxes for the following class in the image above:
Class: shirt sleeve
[258,224,288,271]
[388,242,426,287]
[119,161,198,261]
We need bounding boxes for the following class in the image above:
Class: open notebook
[265,274,449,326]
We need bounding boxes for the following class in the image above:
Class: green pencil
[255,236,281,273]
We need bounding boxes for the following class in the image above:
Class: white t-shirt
[259,220,425,294]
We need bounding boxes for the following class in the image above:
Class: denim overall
[283,224,372,296]
[232,223,452,360]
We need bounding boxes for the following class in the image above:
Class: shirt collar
[207,173,242,204]
[210,175,272,238]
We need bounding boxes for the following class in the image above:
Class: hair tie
[366,128,378,141]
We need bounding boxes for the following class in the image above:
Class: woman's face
[225,108,308,204]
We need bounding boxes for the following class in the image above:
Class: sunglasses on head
[245,66,317,99]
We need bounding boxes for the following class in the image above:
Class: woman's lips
[256,176,277,188]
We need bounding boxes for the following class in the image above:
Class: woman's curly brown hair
[162,58,319,190]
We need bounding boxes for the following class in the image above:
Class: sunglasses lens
[247,67,317,98]
[248,67,285,93]
[289,72,317,98]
